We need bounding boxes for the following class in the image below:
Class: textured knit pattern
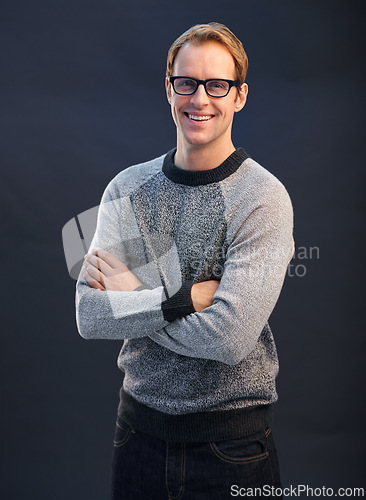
[76,149,294,424]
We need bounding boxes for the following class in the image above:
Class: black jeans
[110,417,282,499]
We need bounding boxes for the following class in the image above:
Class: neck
[174,140,236,171]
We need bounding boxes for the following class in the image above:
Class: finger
[83,260,106,288]
[85,253,113,276]
[92,247,129,271]
[82,267,105,291]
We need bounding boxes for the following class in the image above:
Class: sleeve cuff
[162,281,196,322]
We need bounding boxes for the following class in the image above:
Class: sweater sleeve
[149,183,294,365]
[75,178,195,340]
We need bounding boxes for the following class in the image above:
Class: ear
[165,77,172,104]
[234,83,248,113]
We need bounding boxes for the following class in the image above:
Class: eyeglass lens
[173,78,230,97]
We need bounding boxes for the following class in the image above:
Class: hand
[191,280,220,312]
[82,248,142,292]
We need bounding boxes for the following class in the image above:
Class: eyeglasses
[168,76,240,98]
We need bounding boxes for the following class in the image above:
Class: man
[76,22,294,499]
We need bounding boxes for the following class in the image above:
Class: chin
[183,132,214,147]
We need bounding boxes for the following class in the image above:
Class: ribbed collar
[162,148,249,186]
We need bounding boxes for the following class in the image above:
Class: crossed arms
[82,247,219,313]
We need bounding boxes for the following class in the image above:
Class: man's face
[166,41,248,152]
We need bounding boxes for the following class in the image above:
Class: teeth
[188,114,212,121]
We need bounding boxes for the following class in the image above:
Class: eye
[207,80,227,90]
[176,78,196,90]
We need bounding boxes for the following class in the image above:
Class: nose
[189,83,210,107]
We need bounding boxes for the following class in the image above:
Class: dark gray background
[1,1,365,498]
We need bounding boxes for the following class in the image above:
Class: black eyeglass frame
[168,76,241,98]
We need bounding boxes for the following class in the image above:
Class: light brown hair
[166,22,248,85]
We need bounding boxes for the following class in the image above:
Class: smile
[186,113,213,121]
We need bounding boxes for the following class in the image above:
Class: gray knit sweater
[76,148,294,442]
